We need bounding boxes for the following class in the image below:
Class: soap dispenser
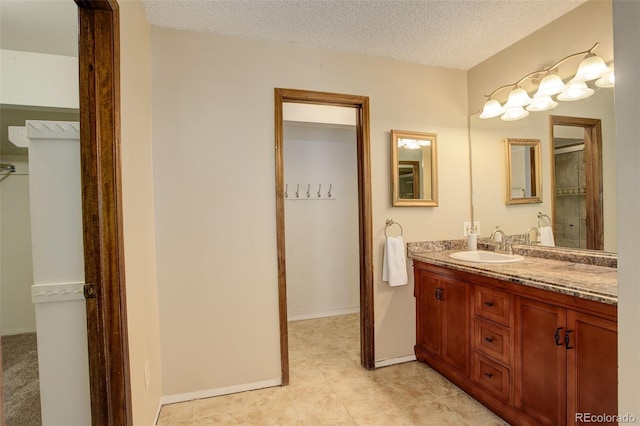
[467,233,477,251]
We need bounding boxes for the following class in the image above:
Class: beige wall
[612,0,640,419]
[150,27,469,396]
[119,1,163,424]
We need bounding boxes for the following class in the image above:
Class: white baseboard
[287,306,359,322]
[374,354,417,368]
[161,378,282,405]
[1,327,37,336]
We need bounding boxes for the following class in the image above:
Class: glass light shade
[526,95,558,112]
[403,140,421,150]
[501,106,529,121]
[504,87,532,108]
[417,140,431,146]
[479,99,505,119]
[572,54,609,82]
[595,66,615,88]
[557,80,594,101]
[397,138,408,147]
[535,74,566,96]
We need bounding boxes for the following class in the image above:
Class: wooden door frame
[274,88,374,385]
[549,116,604,250]
[0,2,130,424]
[76,1,132,424]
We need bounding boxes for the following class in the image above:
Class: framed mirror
[505,138,542,205]
[391,130,438,207]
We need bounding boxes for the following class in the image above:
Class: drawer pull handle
[484,301,494,307]
[484,372,493,379]
[484,336,494,343]
[555,327,564,346]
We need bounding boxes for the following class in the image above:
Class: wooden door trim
[76,1,132,424]
[549,116,604,250]
[274,88,374,384]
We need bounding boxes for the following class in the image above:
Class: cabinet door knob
[484,336,494,343]
[484,372,493,379]
[555,327,564,346]
[484,301,494,307]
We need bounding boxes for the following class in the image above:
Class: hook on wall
[328,184,332,198]
[285,184,288,198]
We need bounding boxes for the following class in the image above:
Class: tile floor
[156,314,510,425]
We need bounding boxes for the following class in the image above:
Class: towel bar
[537,212,551,227]
[385,219,403,237]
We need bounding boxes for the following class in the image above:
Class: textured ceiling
[141,0,587,71]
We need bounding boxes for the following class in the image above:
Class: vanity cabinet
[414,268,470,375]
[515,297,618,426]
[413,260,617,426]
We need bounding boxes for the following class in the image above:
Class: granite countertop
[409,248,618,306]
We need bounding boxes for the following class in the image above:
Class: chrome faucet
[526,227,541,245]
[489,228,511,254]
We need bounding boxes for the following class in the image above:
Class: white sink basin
[449,251,524,264]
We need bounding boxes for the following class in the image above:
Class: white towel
[539,226,555,247]
[382,236,408,286]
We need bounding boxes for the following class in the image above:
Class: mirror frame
[505,138,542,205]
[391,130,438,207]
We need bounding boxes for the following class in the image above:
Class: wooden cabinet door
[566,312,617,426]
[515,297,568,426]
[441,278,470,375]
[415,269,442,356]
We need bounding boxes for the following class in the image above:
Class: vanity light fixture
[479,43,614,121]
[595,65,615,88]
[556,80,594,101]
[398,138,430,149]
[403,139,421,150]
[501,106,529,121]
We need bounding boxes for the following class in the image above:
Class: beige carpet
[1,333,42,426]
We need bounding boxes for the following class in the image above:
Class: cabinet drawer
[475,286,511,326]
[473,353,510,402]
[474,319,510,365]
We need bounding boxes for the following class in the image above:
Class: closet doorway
[274,89,373,385]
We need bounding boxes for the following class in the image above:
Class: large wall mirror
[470,87,616,252]
[390,130,438,207]
[468,0,616,253]
[505,138,542,205]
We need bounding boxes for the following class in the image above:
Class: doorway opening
[550,115,603,250]
[274,89,374,385]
